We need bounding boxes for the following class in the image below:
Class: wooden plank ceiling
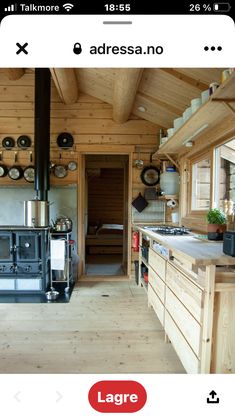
[4,68,223,130]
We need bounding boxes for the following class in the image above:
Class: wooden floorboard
[0,281,185,373]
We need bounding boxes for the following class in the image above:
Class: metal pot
[54,216,73,232]
[24,200,50,227]
[46,290,59,301]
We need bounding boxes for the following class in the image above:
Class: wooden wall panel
[88,168,124,225]
[0,70,162,278]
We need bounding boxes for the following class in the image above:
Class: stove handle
[10,245,17,254]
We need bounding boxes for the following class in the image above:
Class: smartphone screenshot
[0,1,234,417]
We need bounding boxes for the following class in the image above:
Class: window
[191,157,211,211]
[214,138,235,210]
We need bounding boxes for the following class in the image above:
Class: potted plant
[206,208,227,240]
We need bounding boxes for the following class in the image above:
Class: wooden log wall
[0,69,164,278]
[87,168,124,226]
[0,69,158,186]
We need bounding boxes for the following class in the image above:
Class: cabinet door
[148,284,164,326]
[165,286,202,357]
[16,232,41,262]
[165,311,200,373]
[149,267,165,304]
[166,263,204,323]
[0,233,13,262]
[149,248,166,281]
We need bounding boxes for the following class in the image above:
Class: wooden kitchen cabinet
[148,248,166,281]
[166,263,204,323]
[165,285,201,357]
[148,283,165,326]
[138,226,235,373]
[165,310,200,373]
[149,266,165,304]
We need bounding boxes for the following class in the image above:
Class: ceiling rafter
[5,68,25,80]
[50,68,79,104]
[161,68,208,90]
[113,69,143,123]
[137,92,183,116]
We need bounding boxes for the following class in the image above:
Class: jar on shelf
[160,166,180,195]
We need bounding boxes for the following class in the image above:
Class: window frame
[188,150,213,216]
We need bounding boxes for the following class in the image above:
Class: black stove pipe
[34,68,51,201]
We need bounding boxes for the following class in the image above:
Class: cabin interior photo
[0,67,235,374]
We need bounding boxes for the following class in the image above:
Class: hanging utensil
[17,135,31,149]
[134,146,144,169]
[57,132,74,149]
[0,152,8,178]
[2,137,15,149]
[8,166,23,180]
[68,161,77,171]
[23,166,35,183]
[54,165,68,178]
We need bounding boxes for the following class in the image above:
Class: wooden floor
[0,281,185,373]
[85,254,124,276]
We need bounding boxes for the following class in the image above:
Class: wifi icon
[63,3,74,12]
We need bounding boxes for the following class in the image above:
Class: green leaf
[206,208,227,224]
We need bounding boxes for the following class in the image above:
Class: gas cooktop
[143,225,190,236]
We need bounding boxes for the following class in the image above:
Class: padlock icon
[73,43,82,55]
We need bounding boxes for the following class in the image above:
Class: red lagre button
[88,380,147,413]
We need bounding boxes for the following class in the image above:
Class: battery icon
[213,3,231,11]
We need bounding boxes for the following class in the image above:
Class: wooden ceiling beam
[137,92,182,116]
[50,68,78,104]
[161,68,208,91]
[113,69,143,123]
[5,68,25,80]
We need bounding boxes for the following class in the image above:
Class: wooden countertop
[138,227,235,266]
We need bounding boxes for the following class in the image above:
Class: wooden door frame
[78,146,134,279]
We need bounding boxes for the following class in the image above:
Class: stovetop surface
[0,225,49,230]
[143,225,190,236]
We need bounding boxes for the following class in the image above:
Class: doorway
[79,153,131,278]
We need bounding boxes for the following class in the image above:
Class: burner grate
[144,225,190,235]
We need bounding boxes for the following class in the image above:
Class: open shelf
[153,72,235,156]
[158,194,178,200]
[139,276,148,293]
[141,257,149,269]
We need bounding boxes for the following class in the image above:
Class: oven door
[15,232,41,262]
[0,232,14,263]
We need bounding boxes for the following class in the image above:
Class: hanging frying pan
[0,164,8,177]
[0,152,7,177]
[2,137,15,149]
[68,161,77,171]
[54,165,68,178]
[17,135,31,149]
[23,166,35,183]
[8,166,23,180]
[57,132,74,149]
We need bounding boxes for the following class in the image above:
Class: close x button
[16,43,28,55]
[88,380,147,413]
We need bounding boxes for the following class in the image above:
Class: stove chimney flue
[34,68,51,201]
